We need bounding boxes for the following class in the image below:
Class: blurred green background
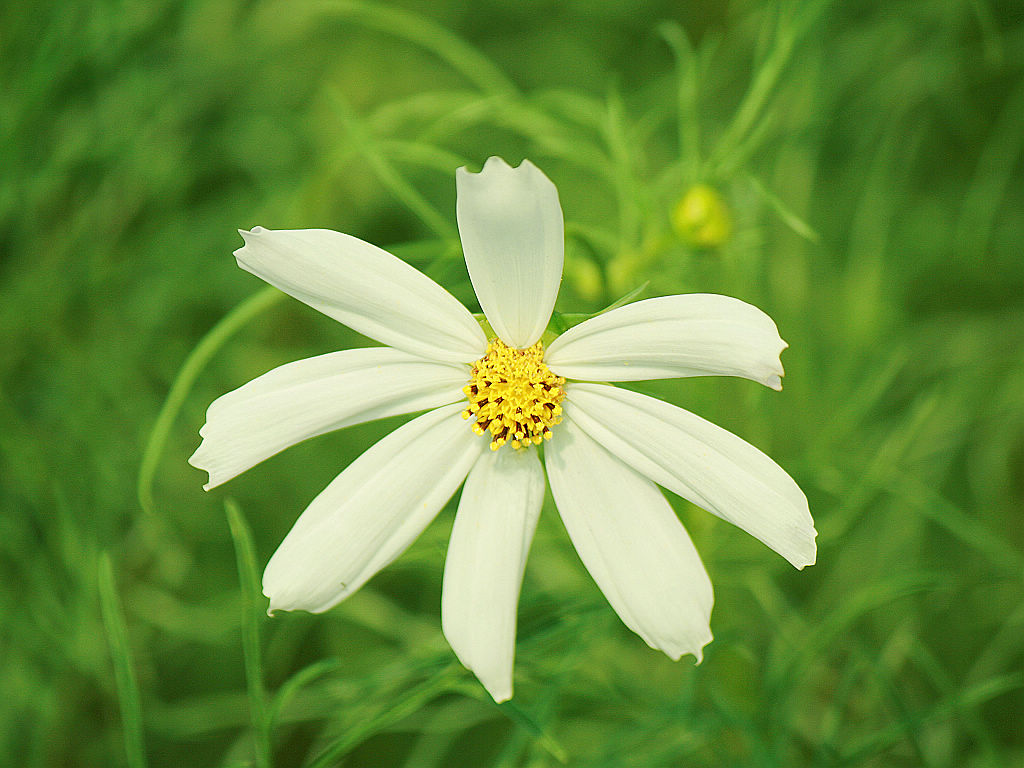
[3,0,1023,766]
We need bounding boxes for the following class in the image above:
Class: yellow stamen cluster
[462,338,565,451]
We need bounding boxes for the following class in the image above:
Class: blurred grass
[2,0,1024,766]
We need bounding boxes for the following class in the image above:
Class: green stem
[137,286,283,514]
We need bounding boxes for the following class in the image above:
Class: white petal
[456,157,564,348]
[189,347,470,490]
[442,448,544,702]
[565,383,816,569]
[262,403,484,613]
[546,294,787,389]
[545,416,713,661]
[235,227,487,362]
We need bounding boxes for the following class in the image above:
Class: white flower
[190,156,816,703]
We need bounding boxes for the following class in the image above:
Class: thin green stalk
[98,552,148,768]
[314,0,518,99]
[226,500,272,768]
[376,140,469,176]
[658,22,702,181]
[329,89,458,242]
[708,0,829,169]
[267,658,344,733]
[746,172,819,242]
[492,697,568,765]
[137,286,284,514]
[368,89,483,134]
[603,87,643,252]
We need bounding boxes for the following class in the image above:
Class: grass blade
[307,670,458,768]
[226,500,272,768]
[98,552,148,768]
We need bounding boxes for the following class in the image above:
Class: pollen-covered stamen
[461,338,565,451]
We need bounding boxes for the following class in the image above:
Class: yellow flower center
[461,338,565,451]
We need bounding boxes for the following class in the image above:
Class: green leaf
[98,553,148,768]
[226,500,272,768]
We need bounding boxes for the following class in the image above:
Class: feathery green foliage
[2,0,1023,765]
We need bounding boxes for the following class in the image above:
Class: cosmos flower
[189,157,816,702]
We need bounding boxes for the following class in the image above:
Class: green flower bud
[671,184,731,248]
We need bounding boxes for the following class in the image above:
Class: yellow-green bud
[671,184,731,248]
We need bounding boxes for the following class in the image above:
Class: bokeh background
[3,1,1023,766]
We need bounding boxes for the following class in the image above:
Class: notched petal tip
[262,585,295,616]
[262,575,336,616]
[672,621,714,665]
[234,227,262,261]
[653,625,713,665]
[457,155,520,178]
[686,635,712,666]
[236,226,268,252]
[792,527,819,570]
[186,445,217,491]
[457,156,549,192]
[264,589,293,616]
[484,155,513,170]
[765,334,788,390]
[264,592,308,617]
[234,227,277,270]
